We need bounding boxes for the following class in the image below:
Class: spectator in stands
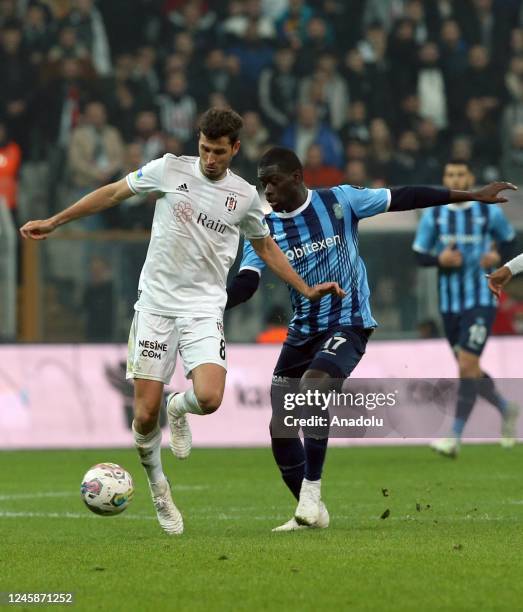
[387,18,419,96]
[0,20,34,152]
[299,53,348,130]
[281,102,343,168]
[460,97,500,173]
[171,31,197,71]
[303,143,343,188]
[388,130,426,184]
[156,71,197,143]
[461,45,503,116]
[363,0,406,32]
[277,0,314,48]
[61,0,112,76]
[221,0,276,42]
[502,124,523,186]
[23,2,52,66]
[417,41,447,129]
[459,0,513,67]
[133,111,165,163]
[368,117,393,180]
[299,72,331,127]
[233,110,269,184]
[228,18,274,86]
[417,117,446,173]
[342,48,374,108]
[48,25,89,62]
[439,18,468,79]
[191,48,242,111]
[163,0,217,51]
[0,119,21,224]
[68,100,125,227]
[344,159,370,187]
[261,0,287,20]
[134,46,160,96]
[394,93,423,136]
[295,17,334,74]
[358,21,388,65]
[0,0,19,26]
[340,100,370,146]
[258,45,299,138]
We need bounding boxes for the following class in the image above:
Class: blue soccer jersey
[239,186,391,338]
[413,203,515,313]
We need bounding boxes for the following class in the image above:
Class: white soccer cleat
[295,479,321,526]
[149,478,184,535]
[501,402,520,448]
[166,393,192,459]
[430,437,459,458]
[273,502,330,532]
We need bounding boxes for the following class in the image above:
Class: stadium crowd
[2,0,523,229]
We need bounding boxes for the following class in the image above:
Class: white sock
[172,389,204,416]
[303,478,321,490]
[132,422,165,485]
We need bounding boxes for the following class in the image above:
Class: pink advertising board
[0,339,521,448]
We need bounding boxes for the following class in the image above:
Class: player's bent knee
[196,392,223,414]
[134,399,162,428]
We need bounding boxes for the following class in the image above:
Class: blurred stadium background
[1,0,523,449]
[2,4,523,610]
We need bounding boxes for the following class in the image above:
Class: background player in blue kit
[226,147,516,531]
[413,160,519,458]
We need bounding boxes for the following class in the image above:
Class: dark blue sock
[270,435,305,500]
[477,373,508,414]
[304,437,328,481]
[453,378,478,440]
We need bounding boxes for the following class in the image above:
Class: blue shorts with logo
[441,306,496,356]
[273,325,372,380]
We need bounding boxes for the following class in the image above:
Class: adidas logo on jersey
[176,183,189,192]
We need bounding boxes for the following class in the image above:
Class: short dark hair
[198,108,243,144]
[446,159,471,170]
[259,147,303,175]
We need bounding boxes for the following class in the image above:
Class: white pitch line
[0,510,155,520]
[0,485,208,502]
[0,491,73,501]
[0,511,521,523]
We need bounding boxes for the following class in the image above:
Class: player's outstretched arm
[487,253,523,297]
[389,182,517,213]
[20,178,134,240]
[250,236,346,302]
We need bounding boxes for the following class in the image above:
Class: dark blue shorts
[441,306,496,356]
[273,326,371,380]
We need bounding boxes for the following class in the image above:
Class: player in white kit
[20,108,344,535]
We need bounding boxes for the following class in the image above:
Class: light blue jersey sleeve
[337,184,391,219]
[413,209,437,254]
[239,239,267,276]
[489,205,516,243]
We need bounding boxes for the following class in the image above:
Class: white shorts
[126,311,227,383]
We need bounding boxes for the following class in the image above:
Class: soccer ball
[80,463,134,516]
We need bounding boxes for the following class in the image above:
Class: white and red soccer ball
[80,463,134,516]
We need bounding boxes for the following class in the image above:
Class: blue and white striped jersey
[240,186,391,340]
[413,202,515,313]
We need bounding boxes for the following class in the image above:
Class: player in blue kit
[226,147,516,531]
[413,160,519,458]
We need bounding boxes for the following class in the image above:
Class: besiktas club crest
[225,193,237,212]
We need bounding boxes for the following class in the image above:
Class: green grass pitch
[1,445,522,611]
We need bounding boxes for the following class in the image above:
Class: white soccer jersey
[126,154,269,317]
